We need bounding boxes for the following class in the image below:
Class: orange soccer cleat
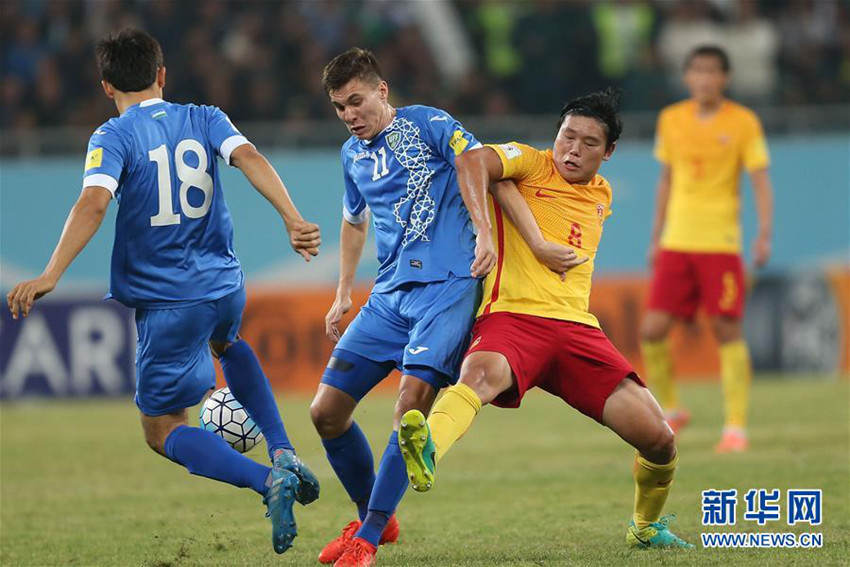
[714,427,749,454]
[318,515,399,564]
[334,538,377,567]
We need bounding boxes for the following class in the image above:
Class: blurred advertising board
[2,269,847,399]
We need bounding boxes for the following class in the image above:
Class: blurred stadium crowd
[2,0,848,132]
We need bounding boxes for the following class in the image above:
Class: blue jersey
[341,105,480,293]
[82,98,249,308]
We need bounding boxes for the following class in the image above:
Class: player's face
[552,115,614,184]
[329,78,391,140]
[684,55,728,104]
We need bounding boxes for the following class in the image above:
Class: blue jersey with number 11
[82,98,249,309]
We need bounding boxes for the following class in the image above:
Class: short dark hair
[96,29,163,92]
[322,47,384,93]
[685,45,730,73]
[556,87,623,150]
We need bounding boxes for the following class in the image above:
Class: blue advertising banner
[0,299,136,399]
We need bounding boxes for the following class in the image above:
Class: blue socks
[220,340,293,460]
[322,422,375,521]
[356,432,407,546]
[164,425,270,494]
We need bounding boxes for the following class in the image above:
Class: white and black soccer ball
[199,387,264,454]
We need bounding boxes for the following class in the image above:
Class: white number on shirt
[370,147,390,181]
[149,140,214,227]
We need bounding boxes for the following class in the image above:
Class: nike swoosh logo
[408,347,429,355]
[535,189,557,199]
[429,116,448,122]
[632,531,651,546]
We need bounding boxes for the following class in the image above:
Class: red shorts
[465,312,644,423]
[647,249,745,319]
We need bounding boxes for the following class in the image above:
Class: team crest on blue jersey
[387,131,401,150]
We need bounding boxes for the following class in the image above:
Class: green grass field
[2,378,848,566]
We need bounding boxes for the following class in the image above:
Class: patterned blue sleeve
[81,124,127,197]
[205,105,253,165]
[341,148,368,224]
[422,107,481,166]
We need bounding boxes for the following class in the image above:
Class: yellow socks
[719,339,751,430]
[633,452,678,529]
[427,383,482,462]
[641,340,677,410]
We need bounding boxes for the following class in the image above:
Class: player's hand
[471,232,496,278]
[6,274,57,320]
[532,241,588,281]
[752,233,771,268]
[325,294,353,343]
[288,219,321,262]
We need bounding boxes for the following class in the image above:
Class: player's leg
[313,296,405,564]
[548,322,691,548]
[208,288,320,504]
[699,253,750,452]
[711,315,750,452]
[399,351,511,492]
[135,300,298,554]
[350,373,439,553]
[400,311,552,493]
[141,408,271,494]
[339,278,480,564]
[601,379,691,548]
[640,250,698,433]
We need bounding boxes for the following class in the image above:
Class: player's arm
[230,144,320,262]
[326,215,369,342]
[455,147,504,277]
[489,181,587,280]
[648,164,672,267]
[749,167,773,267]
[6,187,112,319]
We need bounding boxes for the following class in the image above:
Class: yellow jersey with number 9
[654,100,769,253]
[478,142,613,329]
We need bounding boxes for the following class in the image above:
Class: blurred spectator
[725,1,780,104]
[657,0,725,97]
[0,0,847,133]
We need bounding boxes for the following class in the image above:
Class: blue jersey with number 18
[82,98,248,309]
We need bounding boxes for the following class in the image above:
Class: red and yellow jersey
[655,99,769,254]
[478,142,613,328]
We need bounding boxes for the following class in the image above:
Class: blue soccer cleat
[626,514,694,549]
[263,467,300,554]
[273,449,320,505]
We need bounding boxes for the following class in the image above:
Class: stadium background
[0,1,848,565]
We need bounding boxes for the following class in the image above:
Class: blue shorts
[134,287,245,416]
[324,277,481,399]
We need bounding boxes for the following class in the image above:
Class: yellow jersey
[655,99,769,253]
[479,142,613,328]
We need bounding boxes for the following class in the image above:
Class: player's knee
[640,319,666,343]
[310,399,349,439]
[710,317,741,343]
[142,425,169,457]
[642,424,676,464]
[459,364,501,404]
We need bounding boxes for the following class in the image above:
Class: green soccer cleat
[263,468,300,554]
[398,409,437,492]
[626,514,694,549]
[273,449,320,505]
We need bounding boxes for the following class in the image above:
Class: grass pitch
[2,378,848,566]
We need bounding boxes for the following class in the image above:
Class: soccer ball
[199,387,264,454]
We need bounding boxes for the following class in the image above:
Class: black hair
[556,87,623,150]
[684,45,731,73]
[95,29,163,92]
[322,47,384,93]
